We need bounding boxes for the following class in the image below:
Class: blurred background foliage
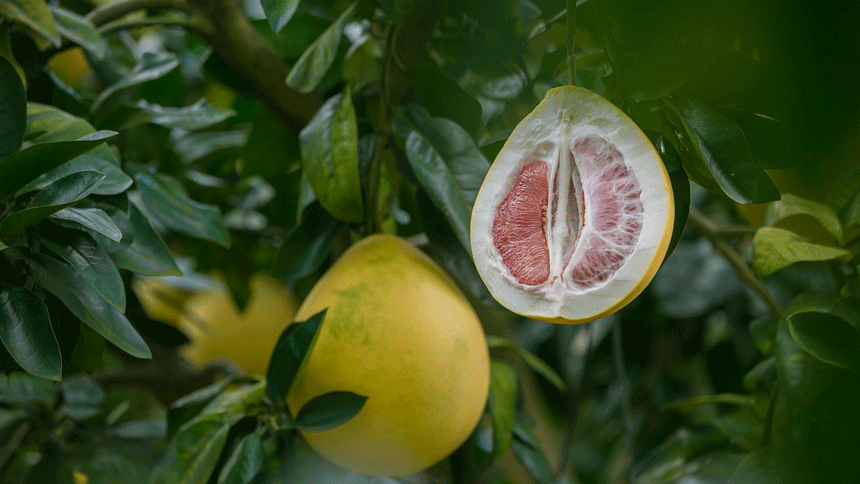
[1,0,859,483]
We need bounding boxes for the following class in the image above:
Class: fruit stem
[364,26,396,234]
[566,0,577,86]
[688,208,784,318]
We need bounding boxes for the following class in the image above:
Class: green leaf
[294,391,367,432]
[266,309,326,404]
[0,284,61,381]
[0,132,115,201]
[723,108,801,170]
[261,0,299,34]
[0,56,26,161]
[749,316,779,354]
[244,107,300,177]
[730,439,813,484]
[168,379,233,436]
[113,99,235,131]
[764,193,844,245]
[417,191,498,307]
[843,192,860,233]
[510,420,553,484]
[773,317,837,410]
[35,229,125,311]
[299,87,363,222]
[650,133,689,261]
[111,418,167,439]
[408,66,483,139]
[0,170,105,238]
[393,104,490,252]
[342,36,382,93]
[632,429,727,483]
[0,372,57,405]
[48,5,105,58]
[20,103,131,196]
[713,410,764,452]
[173,130,248,165]
[272,204,344,280]
[51,207,122,242]
[826,162,860,215]
[92,51,180,112]
[486,335,566,392]
[198,381,266,422]
[0,0,60,47]
[668,97,779,204]
[0,408,25,432]
[217,432,263,484]
[286,2,356,93]
[661,393,756,413]
[70,322,104,374]
[108,202,181,276]
[60,375,104,421]
[149,416,236,484]
[752,227,850,278]
[135,173,230,248]
[25,253,151,359]
[787,311,860,371]
[488,360,518,460]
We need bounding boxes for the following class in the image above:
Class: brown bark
[188,0,322,134]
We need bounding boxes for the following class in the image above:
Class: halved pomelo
[471,87,674,324]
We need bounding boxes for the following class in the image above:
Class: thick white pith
[471,87,674,323]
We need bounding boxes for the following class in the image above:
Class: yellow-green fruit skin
[179,275,298,374]
[286,235,490,477]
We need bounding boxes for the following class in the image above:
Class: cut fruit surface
[471,87,674,324]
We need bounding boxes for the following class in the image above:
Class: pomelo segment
[492,160,550,286]
[471,87,674,324]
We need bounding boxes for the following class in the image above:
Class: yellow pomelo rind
[47,47,91,88]
[471,86,674,324]
[286,234,490,477]
[178,274,299,374]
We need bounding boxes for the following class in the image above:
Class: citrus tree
[1,0,859,483]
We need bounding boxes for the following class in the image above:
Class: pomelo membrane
[471,87,674,324]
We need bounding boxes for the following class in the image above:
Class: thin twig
[687,208,784,318]
[613,321,634,456]
[364,26,395,234]
[0,421,32,474]
[761,381,779,447]
[715,225,759,237]
[566,0,577,86]
[554,331,591,481]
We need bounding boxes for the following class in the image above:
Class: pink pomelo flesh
[491,161,550,286]
[491,135,644,289]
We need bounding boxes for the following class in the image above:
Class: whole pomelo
[178,274,298,374]
[286,234,490,477]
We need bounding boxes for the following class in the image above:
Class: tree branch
[188,0,322,135]
[566,0,576,86]
[687,208,783,318]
